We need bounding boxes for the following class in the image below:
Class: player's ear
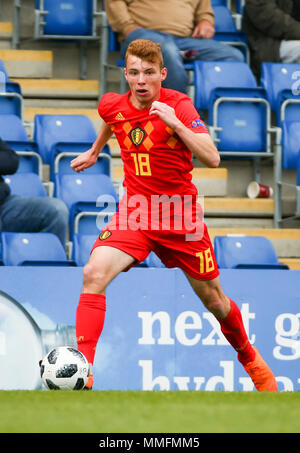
[123,67,128,81]
[161,67,167,82]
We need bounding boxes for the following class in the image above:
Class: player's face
[124,55,167,109]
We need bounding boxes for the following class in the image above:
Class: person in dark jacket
[0,138,68,246]
[242,0,300,78]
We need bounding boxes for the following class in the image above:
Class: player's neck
[129,91,161,110]
[129,95,152,110]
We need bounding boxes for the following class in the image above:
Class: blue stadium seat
[214,5,237,33]
[212,6,249,61]
[0,232,72,266]
[55,173,119,238]
[34,113,97,163]
[72,233,96,266]
[0,60,23,118]
[281,120,300,170]
[214,235,289,269]
[275,120,300,223]
[0,60,22,95]
[72,232,154,267]
[0,88,23,119]
[144,252,166,268]
[211,0,229,5]
[53,145,112,181]
[34,0,105,79]
[0,114,42,176]
[33,114,110,180]
[0,59,9,82]
[235,0,245,14]
[0,114,28,142]
[194,60,257,111]
[4,173,48,198]
[35,0,95,36]
[260,62,300,124]
[193,61,272,158]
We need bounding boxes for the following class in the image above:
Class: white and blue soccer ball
[40,346,89,390]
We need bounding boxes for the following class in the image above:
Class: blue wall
[0,266,300,391]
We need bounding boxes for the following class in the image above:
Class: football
[40,346,89,390]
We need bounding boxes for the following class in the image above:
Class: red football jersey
[98,87,208,200]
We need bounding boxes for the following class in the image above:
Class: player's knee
[82,261,109,292]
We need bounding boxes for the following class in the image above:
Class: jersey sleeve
[98,93,111,123]
[98,92,123,125]
[175,97,208,134]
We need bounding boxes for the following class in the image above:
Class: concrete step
[205,217,274,229]
[208,227,300,258]
[0,22,13,37]
[192,168,227,197]
[202,197,274,217]
[279,258,300,270]
[0,22,13,49]
[24,106,102,134]
[24,98,98,109]
[0,49,53,78]
[11,78,99,99]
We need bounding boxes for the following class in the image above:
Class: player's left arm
[149,101,220,168]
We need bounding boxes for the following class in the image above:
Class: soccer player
[71,39,277,392]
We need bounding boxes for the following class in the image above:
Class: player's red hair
[125,39,164,69]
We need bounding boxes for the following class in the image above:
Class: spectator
[0,138,69,246]
[105,0,244,93]
[242,0,300,78]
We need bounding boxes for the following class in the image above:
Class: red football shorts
[91,215,219,281]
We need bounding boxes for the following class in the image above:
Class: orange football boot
[243,347,277,392]
[83,373,94,390]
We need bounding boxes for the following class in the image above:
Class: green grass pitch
[0,390,300,433]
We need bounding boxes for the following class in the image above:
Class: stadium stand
[0,0,297,271]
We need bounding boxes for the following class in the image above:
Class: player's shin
[76,292,106,365]
[217,298,255,365]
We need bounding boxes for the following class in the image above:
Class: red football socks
[218,298,255,365]
[76,293,106,364]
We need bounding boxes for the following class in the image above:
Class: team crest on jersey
[130,126,145,146]
[99,230,112,240]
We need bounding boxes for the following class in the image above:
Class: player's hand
[149,101,181,131]
[70,148,98,173]
[192,20,215,39]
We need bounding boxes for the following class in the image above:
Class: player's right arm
[70,122,113,173]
